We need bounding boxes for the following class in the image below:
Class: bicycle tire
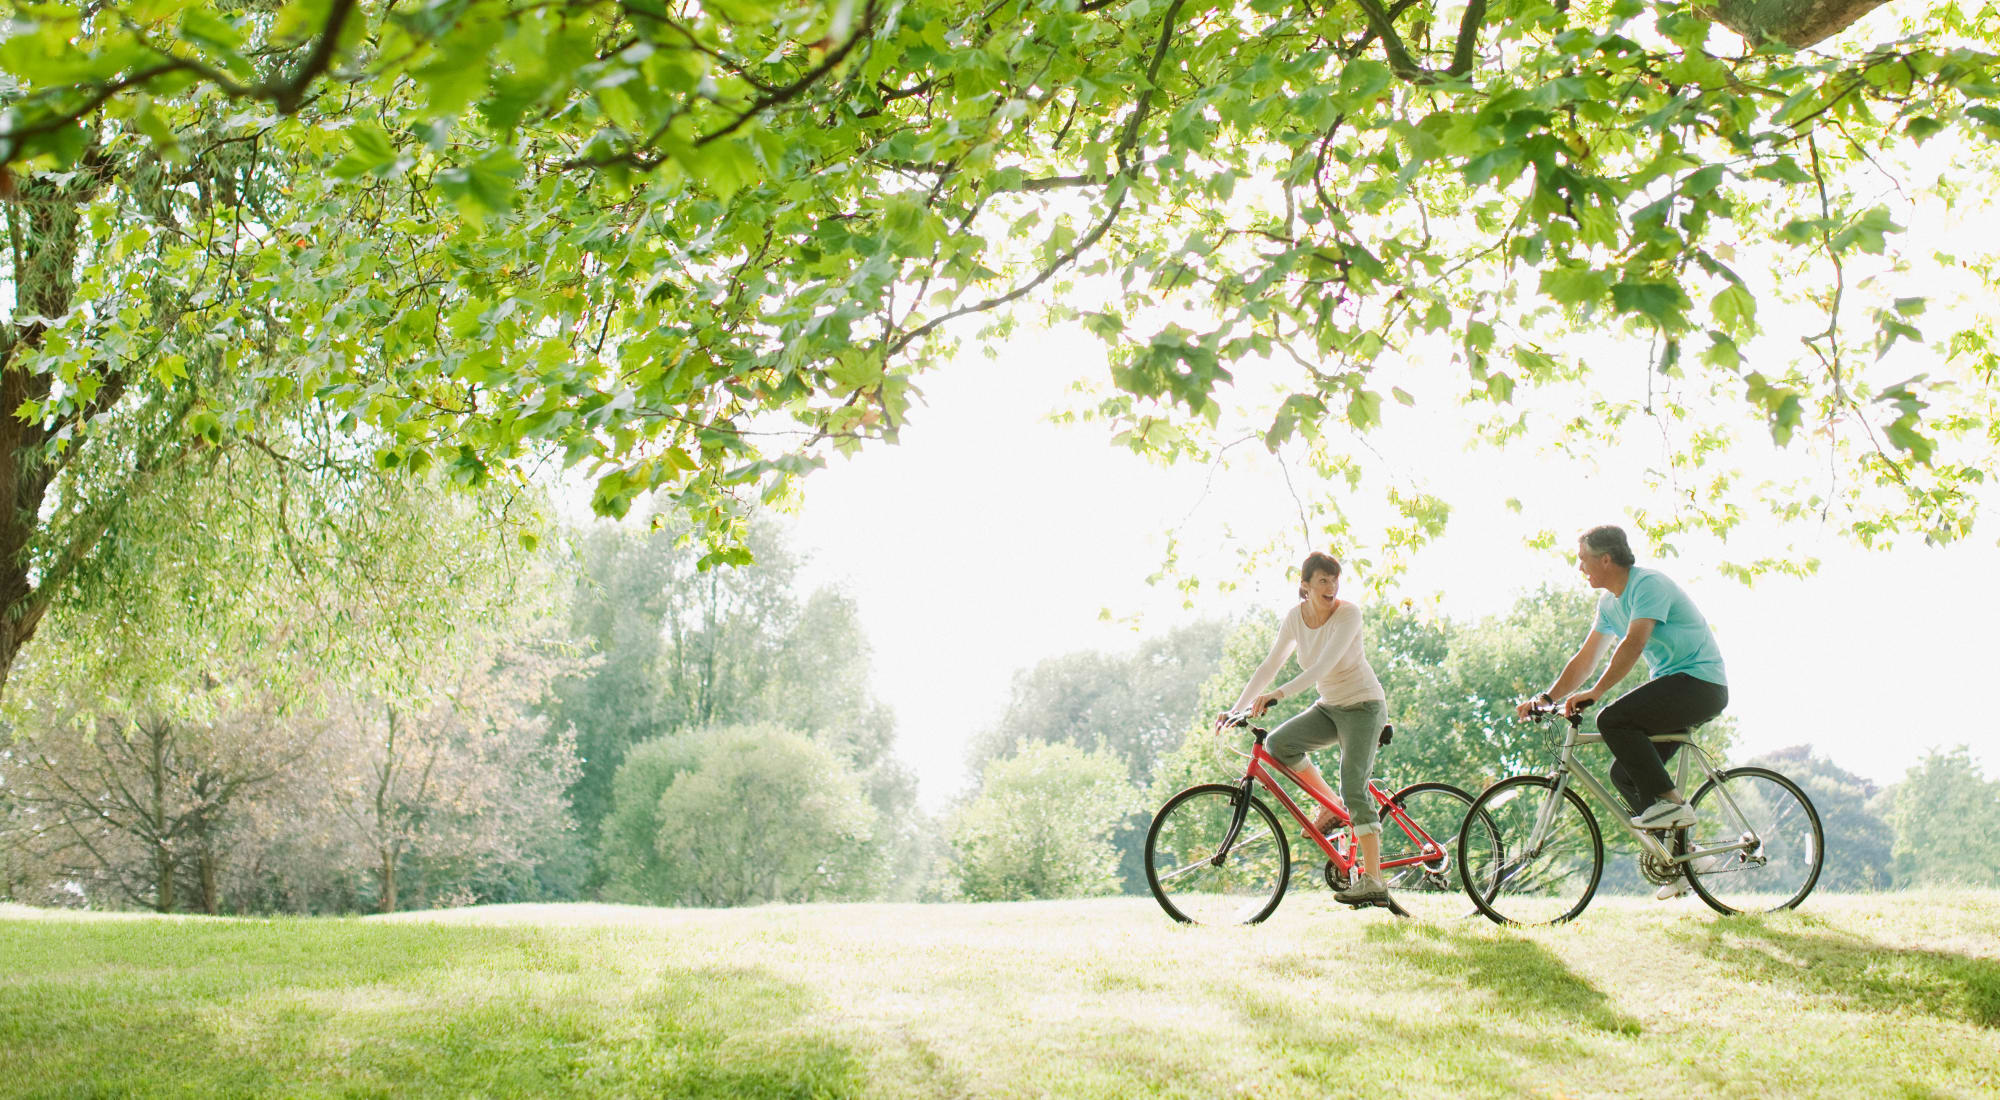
[1679,766,1824,915]
[1145,783,1292,925]
[1379,782,1486,921]
[1459,775,1604,926]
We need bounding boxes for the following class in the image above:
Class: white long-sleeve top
[1232,601,1385,711]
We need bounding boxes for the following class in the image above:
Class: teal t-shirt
[1592,566,1727,686]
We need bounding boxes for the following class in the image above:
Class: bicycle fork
[1211,776,1258,865]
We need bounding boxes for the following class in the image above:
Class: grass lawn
[3,892,1997,1099]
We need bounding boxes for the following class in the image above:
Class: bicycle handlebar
[1526,697,1593,723]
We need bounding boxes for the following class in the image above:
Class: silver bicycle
[1457,700,1823,925]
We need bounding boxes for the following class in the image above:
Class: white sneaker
[1655,880,1688,901]
[1631,799,1696,830]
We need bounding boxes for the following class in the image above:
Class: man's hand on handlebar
[1518,693,1595,721]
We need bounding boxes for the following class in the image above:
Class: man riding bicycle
[1516,526,1729,880]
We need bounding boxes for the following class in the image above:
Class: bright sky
[789,325,1998,813]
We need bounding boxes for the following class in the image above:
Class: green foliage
[548,513,906,844]
[966,618,1232,893]
[949,741,1140,902]
[7,439,543,718]
[599,732,705,905]
[627,724,879,907]
[1885,747,2000,888]
[969,619,1234,784]
[5,0,1996,603]
[0,462,581,914]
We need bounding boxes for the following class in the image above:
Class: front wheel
[1679,767,1823,915]
[1458,775,1604,926]
[1378,783,1488,921]
[1146,784,1291,925]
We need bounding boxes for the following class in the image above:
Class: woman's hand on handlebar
[1217,694,1281,727]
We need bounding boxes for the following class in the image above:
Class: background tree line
[0,467,934,911]
[5,488,1993,912]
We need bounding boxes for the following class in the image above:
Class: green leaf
[1749,158,1812,185]
[414,20,504,116]
[330,122,398,179]
[179,9,245,52]
[1540,266,1608,309]
[1711,285,1757,337]
[827,349,885,393]
[1883,418,1934,462]
[435,148,525,223]
[1339,59,1393,101]
[1346,388,1383,429]
[1904,115,1945,142]
[1831,206,1902,256]
[1770,394,1803,445]
[1609,281,1689,328]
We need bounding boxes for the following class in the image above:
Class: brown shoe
[1335,873,1391,907]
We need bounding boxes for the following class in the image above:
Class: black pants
[1598,674,1729,812]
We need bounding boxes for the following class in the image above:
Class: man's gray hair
[1581,525,1636,567]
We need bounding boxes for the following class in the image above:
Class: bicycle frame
[1216,736,1447,876]
[1526,717,1765,868]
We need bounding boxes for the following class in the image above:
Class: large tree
[548,513,907,838]
[968,617,1233,783]
[4,0,1997,691]
[1883,746,2000,888]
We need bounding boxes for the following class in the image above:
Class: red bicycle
[1144,711,1492,923]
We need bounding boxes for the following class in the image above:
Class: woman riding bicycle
[1227,551,1392,907]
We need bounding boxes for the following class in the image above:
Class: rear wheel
[1377,783,1486,921]
[1145,784,1291,925]
[1459,775,1604,926]
[1679,767,1823,915]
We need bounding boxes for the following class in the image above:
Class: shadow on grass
[0,918,880,1098]
[1226,921,1642,1098]
[1671,914,2000,1030]
[1228,990,1569,1100]
[1362,920,1642,1036]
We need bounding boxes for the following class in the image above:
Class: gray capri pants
[1266,698,1388,835]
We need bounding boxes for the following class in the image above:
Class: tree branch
[1,0,358,162]
[1348,0,1426,82]
[1449,0,1489,78]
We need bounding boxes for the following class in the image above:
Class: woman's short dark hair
[1580,525,1636,568]
[1298,551,1341,598]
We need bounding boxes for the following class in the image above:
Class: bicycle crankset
[1639,852,1681,886]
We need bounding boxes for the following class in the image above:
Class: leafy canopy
[4,0,1998,563]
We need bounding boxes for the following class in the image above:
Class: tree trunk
[198,848,220,915]
[1699,0,1895,48]
[154,848,177,913]
[0,178,75,698]
[378,846,397,912]
[149,720,174,912]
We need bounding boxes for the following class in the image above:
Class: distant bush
[949,741,1139,901]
